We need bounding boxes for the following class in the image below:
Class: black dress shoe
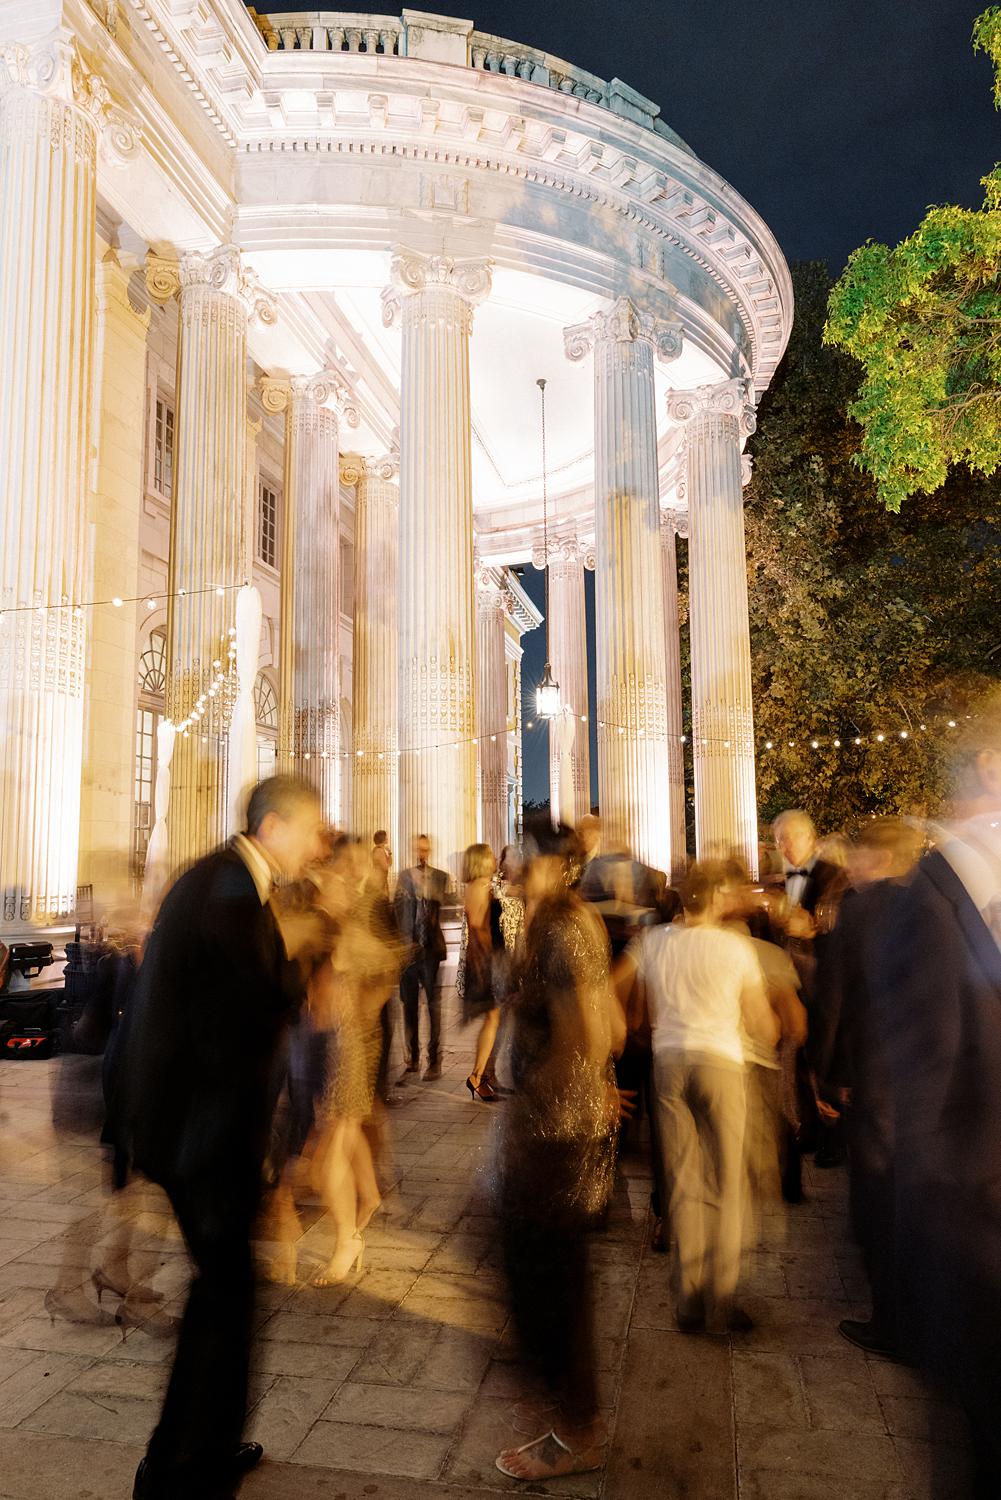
[676,1294,705,1332]
[838,1318,897,1357]
[229,1443,264,1477]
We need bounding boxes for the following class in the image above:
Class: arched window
[133,628,167,882]
[255,670,279,781]
[255,672,278,729]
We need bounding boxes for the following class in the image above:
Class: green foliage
[824,9,1001,512]
[739,263,1001,831]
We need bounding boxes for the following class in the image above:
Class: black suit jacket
[394,865,449,964]
[811,879,907,1167]
[873,850,1001,1370]
[121,845,300,1189]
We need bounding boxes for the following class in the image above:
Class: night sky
[254,0,1000,803]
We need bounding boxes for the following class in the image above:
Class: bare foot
[495,1427,605,1480]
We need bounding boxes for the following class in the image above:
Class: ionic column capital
[563,296,683,364]
[145,247,277,327]
[260,369,359,428]
[0,34,140,164]
[339,451,399,487]
[381,248,492,327]
[530,526,594,572]
[660,505,689,541]
[665,377,757,438]
[475,561,507,615]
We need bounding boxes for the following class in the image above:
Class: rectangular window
[259,481,278,568]
[257,735,277,783]
[132,705,158,879]
[153,397,174,500]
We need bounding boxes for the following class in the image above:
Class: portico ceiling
[245,250,721,515]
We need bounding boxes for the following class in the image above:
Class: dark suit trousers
[399,954,441,1066]
[145,1168,260,1492]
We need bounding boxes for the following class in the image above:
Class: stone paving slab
[0,990,975,1498]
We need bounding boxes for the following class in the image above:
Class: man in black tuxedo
[768,809,848,1182]
[394,834,450,1083]
[124,776,323,1500]
[873,707,1001,1497]
[810,818,922,1358]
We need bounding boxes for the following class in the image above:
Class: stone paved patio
[0,992,972,1499]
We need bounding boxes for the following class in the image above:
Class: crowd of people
[23,696,1001,1499]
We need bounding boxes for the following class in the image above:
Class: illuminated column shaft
[535,530,591,823]
[660,510,688,877]
[0,41,105,926]
[565,298,682,871]
[384,251,491,877]
[290,383,342,820]
[153,247,274,865]
[667,380,757,874]
[347,454,399,845]
[476,568,508,856]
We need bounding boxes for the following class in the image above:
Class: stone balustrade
[250,11,404,55]
[247,10,663,130]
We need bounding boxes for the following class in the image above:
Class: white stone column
[264,372,352,825]
[79,249,151,896]
[476,565,508,857]
[564,297,683,872]
[533,528,592,824]
[146,247,275,866]
[383,250,491,877]
[666,380,758,873]
[660,508,688,878]
[0,39,111,927]
[343,453,399,846]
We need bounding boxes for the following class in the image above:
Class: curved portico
[0,2,792,926]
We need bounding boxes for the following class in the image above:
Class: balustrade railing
[247,10,662,130]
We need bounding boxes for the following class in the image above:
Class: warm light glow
[811,739,819,749]
[876,733,885,742]
[535,661,560,718]
[765,740,773,749]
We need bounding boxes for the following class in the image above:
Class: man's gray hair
[772,808,817,838]
[245,776,320,836]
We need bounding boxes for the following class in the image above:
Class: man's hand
[786,906,817,941]
[617,1088,639,1122]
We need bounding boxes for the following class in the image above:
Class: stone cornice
[564,296,683,363]
[666,378,757,439]
[111,1,789,387]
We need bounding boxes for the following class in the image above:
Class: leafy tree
[724,262,1001,833]
[824,9,1001,512]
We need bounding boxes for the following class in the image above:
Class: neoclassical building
[0,0,792,931]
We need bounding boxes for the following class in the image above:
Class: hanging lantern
[536,660,561,718]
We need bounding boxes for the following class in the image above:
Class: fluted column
[533,528,592,825]
[564,297,683,872]
[264,372,353,826]
[0,39,114,927]
[666,380,757,873]
[146,246,276,866]
[476,566,508,856]
[660,508,688,878]
[344,453,399,846]
[383,249,491,877]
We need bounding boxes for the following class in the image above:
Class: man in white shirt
[617,863,778,1334]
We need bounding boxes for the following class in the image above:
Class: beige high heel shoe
[311,1235,365,1287]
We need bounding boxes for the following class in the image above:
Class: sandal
[495,1429,604,1481]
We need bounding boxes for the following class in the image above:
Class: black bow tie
[786,868,810,879]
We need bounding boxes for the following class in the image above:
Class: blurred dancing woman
[308,838,404,1285]
[494,828,624,1482]
[458,843,508,1101]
